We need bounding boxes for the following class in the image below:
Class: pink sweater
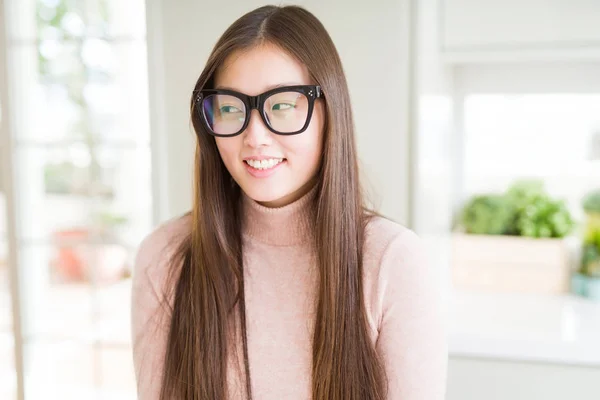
[131,188,447,399]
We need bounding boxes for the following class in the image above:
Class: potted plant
[452,180,576,294]
[572,190,600,300]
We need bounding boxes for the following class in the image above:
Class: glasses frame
[194,85,324,137]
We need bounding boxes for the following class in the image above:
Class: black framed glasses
[194,85,324,137]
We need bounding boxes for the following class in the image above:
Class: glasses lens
[202,94,246,135]
[264,91,309,133]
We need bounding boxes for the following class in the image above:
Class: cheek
[284,122,324,168]
[215,137,241,167]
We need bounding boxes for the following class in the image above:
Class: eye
[220,105,243,113]
[272,103,295,111]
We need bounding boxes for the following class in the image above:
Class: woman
[131,5,447,400]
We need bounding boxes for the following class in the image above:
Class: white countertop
[448,290,600,367]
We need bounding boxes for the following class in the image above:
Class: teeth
[246,158,284,170]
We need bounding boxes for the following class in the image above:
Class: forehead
[214,43,312,96]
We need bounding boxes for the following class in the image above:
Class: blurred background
[0,0,599,399]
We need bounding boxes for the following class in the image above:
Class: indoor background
[1,0,600,399]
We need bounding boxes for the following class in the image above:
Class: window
[463,93,600,221]
[457,64,600,222]
[1,0,153,398]
[0,240,15,399]
[412,63,600,282]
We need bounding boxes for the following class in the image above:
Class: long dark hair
[160,5,386,399]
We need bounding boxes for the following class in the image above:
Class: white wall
[145,0,413,225]
[413,0,455,237]
[441,0,600,50]
[439,0,600,63]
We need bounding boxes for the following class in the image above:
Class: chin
[242,185,289,205]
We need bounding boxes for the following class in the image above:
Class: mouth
[243,158,287,171]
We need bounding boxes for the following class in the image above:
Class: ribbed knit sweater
[131,187,447,399]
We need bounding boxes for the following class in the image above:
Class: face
[213,43,325,208]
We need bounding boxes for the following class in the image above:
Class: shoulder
[363,215,425,267]
[135,213,191,270]
[364,217,448,397]
[362,216,433,328]
[133,213,192,298]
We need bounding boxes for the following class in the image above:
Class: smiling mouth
[244,158,286,170]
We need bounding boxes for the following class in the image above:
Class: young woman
[131,5,447,400]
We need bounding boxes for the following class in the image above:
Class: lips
[244,158,285,170]
[243,155,286,161]
[243,157,287,178]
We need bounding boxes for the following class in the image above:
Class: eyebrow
[214,82,304,92]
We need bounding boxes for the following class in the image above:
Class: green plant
[579,190,600,277]
[584,213,600,244]
[505,180,546,201]
[90,210,129,241]
[458,180,575,238]
[93,210,128,227]
[581,244,600,277]
[37,1,111,195]
[44,162,76,194]
[583,189,600,214]
[514,193,574,238]
[504,180,546,235]
[459,194,513,235]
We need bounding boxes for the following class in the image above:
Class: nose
[242,109,273,148]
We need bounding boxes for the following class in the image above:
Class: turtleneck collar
[242,185,318,246]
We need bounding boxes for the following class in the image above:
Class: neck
[256,178,319,208]
[242,184,318,246]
